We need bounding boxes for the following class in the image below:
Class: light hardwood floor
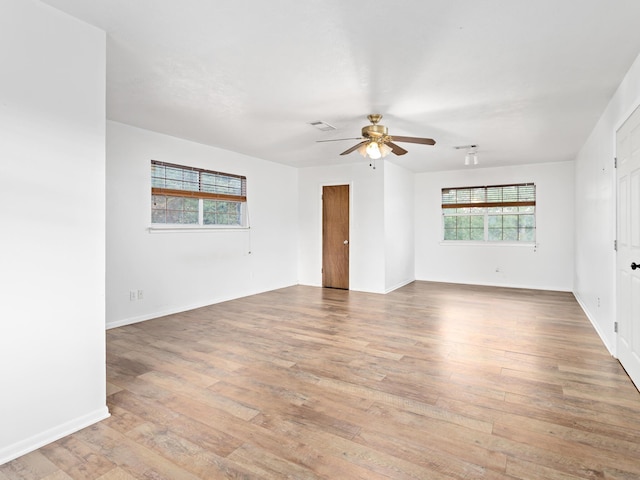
[2,282,640,479]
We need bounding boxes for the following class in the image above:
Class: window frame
[441,183,536,245]
[150,160,249,230]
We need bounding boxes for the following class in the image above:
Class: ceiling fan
[317,114,436,160]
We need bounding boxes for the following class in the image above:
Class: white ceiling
[41,0,640,172]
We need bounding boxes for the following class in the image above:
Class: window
[441,183,535,242]
[151,160,247,227]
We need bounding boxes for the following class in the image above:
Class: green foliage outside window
[203,200,243,226]
[442,184,536,243]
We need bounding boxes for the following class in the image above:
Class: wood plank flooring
[2,281,640,479]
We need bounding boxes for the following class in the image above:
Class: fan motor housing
[362,124,388,138]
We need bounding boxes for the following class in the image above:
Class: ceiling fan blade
[316,137,364,143]
[386,142,408,156]
[340,141,368,156]
[391,135,436,146]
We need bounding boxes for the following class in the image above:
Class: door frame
[319,182,353,289]
[614,98,640,360]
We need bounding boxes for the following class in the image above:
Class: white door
[616,105,640,390]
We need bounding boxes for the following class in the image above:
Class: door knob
[632,262,639,270]
[343,240,349,245]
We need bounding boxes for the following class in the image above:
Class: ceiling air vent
[309,121,336,132]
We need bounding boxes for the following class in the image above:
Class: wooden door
[616,104,640,390]
[323,185,349,289]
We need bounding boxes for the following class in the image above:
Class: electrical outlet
[137,290,144,300]
[129,290,136,301]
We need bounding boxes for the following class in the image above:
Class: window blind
[151,160,247,202]
[441,183,535,209]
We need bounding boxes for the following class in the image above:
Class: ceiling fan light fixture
[366,141,382,159]
[362,140,391,160]
[357,143,368,157]
[335,114,436,160]
[380,143,392,158]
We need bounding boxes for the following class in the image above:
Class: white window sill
[148,225,250,233]
[439,241,536,247]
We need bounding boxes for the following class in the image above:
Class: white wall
[574,51,640,354]
[298,162,386,293]
[0,0,108,464]
[384,162,415,292]
[106,121,299,328]
[415,162,574,291]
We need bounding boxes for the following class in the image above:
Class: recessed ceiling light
[309,121,336,132]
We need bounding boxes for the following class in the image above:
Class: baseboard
[106,283,298,330]
[573,291,615,357]
[384,278,415,294]
[414,277,572,293]
[107,304,209,329]
[298,279,415,295]
[0,406,110,465]
[481,281,571,292]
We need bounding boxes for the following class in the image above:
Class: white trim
[613,97,640,135]
[611,98,640,362]
[349,287,386,294]
[106,282,298,329]
[0,407,110,465]
[574,291,615,357]
[148,225,250,233]
[107,300,226,329]
[415,277,571,293]
[384,278,415,294]
[439,241,536,248]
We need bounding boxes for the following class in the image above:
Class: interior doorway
[616,104,640,390]
[322,185,349,289]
